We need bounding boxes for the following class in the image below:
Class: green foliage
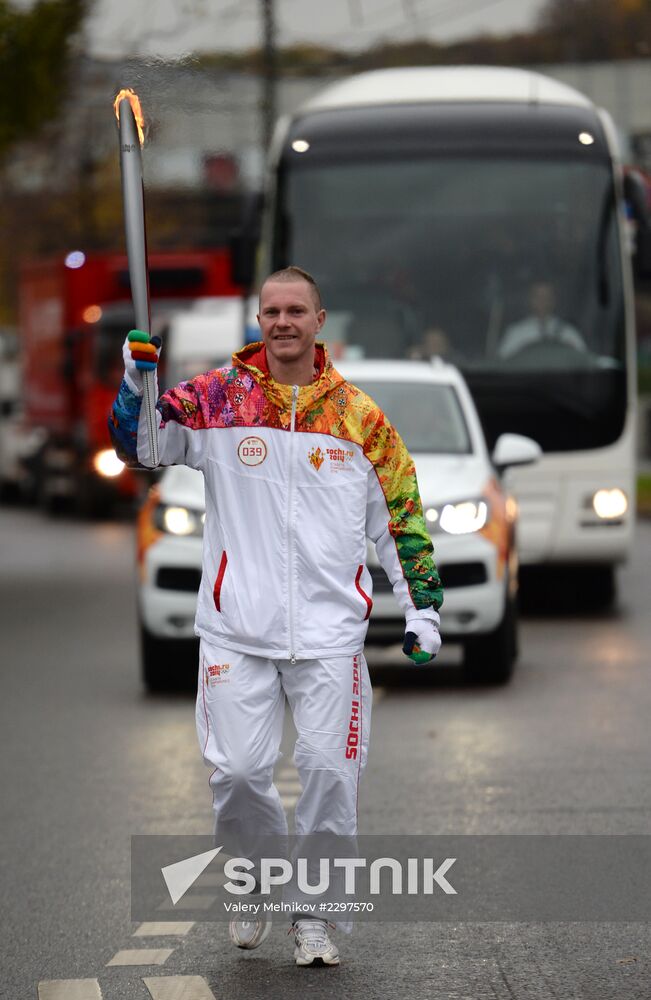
[637,473,651,516]
[194,0,651,76]
[193,44,351,78]
[0,0,87,155]
[536,0,651,62]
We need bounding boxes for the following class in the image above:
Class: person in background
[498,280,587,359]
[408,327,452,362]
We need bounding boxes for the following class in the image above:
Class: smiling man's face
[257,279,326,377]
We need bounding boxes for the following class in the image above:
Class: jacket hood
[232,341,345,414]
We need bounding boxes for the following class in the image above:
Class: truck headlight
[93,449,124,478]
[154,504,205,536]
[426,499,489,535]
[592,488,627,519]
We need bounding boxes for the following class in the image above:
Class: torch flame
[113,88,145,146]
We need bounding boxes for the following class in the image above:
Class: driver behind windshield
[498,280,587,359]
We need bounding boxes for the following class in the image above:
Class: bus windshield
[276,152,626,451]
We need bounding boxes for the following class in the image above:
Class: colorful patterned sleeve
[153,375,211,469]
[157,376,208,429]
[108,378,144,467]
[363,406,443,613]
[108,374,211,471]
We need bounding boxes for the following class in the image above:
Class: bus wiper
[489,378,597,420]
[470,373,597,421]
[537,388,594,420]
[596,180,615,308]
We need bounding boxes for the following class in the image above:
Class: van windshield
[349,380,471,455]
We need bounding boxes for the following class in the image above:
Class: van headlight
[425,499,489,535]
[154,504,205,536]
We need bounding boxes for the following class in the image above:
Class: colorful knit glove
[403,611,441,664]
[122,330,161,394]
[127,329,161,371]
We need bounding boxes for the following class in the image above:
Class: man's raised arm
[108,329,205,471]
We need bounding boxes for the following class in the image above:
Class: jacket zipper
[287,385,299,663]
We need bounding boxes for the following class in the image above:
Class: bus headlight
[93,449,124,478]
[155,504,205,536]
[592,488,628,519]
[426,499,489,535]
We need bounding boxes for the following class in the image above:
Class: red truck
[18,248,241,514]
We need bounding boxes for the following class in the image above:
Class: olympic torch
[113,88,159,466]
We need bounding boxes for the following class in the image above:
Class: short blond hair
[260,266,322,310]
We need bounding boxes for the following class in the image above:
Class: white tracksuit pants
[195,638,372,860]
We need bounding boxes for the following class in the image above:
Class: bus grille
[156,567,202,592]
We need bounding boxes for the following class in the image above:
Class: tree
[536,0,651,61]
[0,0,88,157]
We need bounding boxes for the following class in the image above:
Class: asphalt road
[1,506,651,1000]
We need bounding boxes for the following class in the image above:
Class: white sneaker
[293,919,340,966]
[229,917,271,950]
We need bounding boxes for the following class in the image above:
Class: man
[109,266,443,966]
[498,280,587,359]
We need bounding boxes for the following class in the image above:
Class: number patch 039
[237,436,267,466]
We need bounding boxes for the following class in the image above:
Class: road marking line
[134,922,195,936]
[106,949,174,966]
[38,981,102,1000]
[143,976,217,1000]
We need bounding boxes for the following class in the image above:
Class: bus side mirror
[230,191,263,289]
[623,170,651,280]
[492,433,541,474]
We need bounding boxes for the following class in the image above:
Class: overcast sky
[78,0,548,60]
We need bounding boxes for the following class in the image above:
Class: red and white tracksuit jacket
[110,341,443,659]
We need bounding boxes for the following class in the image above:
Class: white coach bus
[246,66,647,605]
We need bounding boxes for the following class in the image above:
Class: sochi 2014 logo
[206,663,231,686]
[308,446,325,471]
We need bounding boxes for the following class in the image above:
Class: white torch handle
[118,97,159,467]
